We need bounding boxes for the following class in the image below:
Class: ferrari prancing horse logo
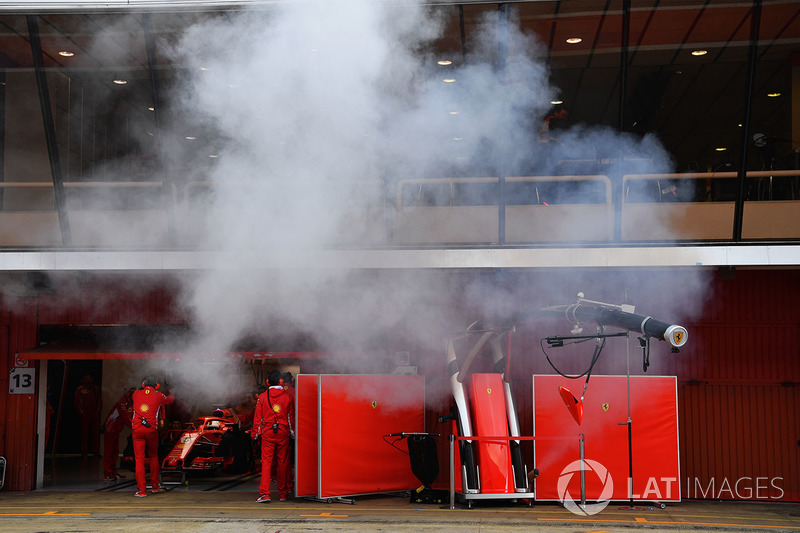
[371,401,377,410]
[487,388,492,394]
[602,403,610,412]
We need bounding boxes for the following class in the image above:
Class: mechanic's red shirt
[253,386,294,437]
[283,384,296,426]
[103,394,133,434]
[131,386,173,433]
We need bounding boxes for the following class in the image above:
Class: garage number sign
[9,368,35,394]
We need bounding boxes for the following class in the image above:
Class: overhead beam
[0,245,798,271]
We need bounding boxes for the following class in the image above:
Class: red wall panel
[318,375,424,498]
[679,383,799,501]
[295,374,318,497]
[2,297,39,490]
[533,375,680,502]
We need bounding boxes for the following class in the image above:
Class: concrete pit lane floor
[3,490,800,533]
[3,457,798,532]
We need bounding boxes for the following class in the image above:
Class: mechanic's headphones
[267,370,282,387]
[141,376,160,390]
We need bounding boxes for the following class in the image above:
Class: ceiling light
[550,100,563,105]
[767,92,781,97]
[148,107,155,111]
[199,66,210,71]
[58,50,74,57]
[715,147,727,152]
[113,79,127,85]
[185,136,196,140]
[449,111,459,115]
[691,50,708,56]
[453,137,463,141]
[443,78,456,83]
[438,60,452,66]
[566,37,582,44]
[209,154,219,158]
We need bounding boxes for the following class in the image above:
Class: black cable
[382,434,409,455]
[541,330,606,379]
[542,325,607,399]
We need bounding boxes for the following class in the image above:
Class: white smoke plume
[139,0,709,404]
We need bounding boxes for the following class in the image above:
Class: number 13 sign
[9,368,35,394]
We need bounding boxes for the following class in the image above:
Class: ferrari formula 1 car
[161,408,255,474]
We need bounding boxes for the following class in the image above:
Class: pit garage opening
[18,324,365,493]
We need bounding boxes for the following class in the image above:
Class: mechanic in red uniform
[74,373,102,459]
[131,376,173,497]
[253,370,294,503]
[234,391,257,431]
[102,387,135,480]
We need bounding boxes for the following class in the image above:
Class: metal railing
[1,171,798,247]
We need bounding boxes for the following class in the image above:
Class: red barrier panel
[296,374,425,499]
[533,375,680,503]
[295,374,319,497]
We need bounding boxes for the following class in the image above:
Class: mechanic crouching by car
[253,370,294,503]
[131,376,174,497]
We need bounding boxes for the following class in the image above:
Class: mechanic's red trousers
[132,429,160,493]
[259,428,290,499]
[79,413,100,457]
[103,430,122,478]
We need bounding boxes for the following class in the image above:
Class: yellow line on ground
[1,503,799,528]
[537,518,800,530]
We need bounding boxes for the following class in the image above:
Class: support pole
[497,3,509,244]
[579,433,585,507]
[619,331,635,509]
[614,0,631,241]
[733,0,762,240]
[35,360,47,489]
[27,15,71,245]
[449,434,455,509]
